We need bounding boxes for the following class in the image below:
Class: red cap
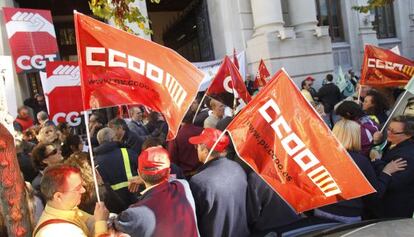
[138,147,170,176]
[305,76,315,81]
[188,128,230,152]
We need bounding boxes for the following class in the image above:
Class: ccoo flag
[226,69,375,213]
[74,12,204,140]
[361,45,414,87]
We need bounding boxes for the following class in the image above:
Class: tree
[89,0,160,35]
[352,0,394,13]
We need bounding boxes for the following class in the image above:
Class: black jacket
[247,172,301,232]
[121,129,144,155]
[373,139,414,218]
[316,83,341,113]
[190,157,250,237]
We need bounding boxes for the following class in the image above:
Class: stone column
[251,0,285,36]
[287,0,320,38]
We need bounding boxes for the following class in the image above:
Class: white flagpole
[357,84,362,104]
[83,111,101,202]
[204,130,227,164]
[192,92,207,123]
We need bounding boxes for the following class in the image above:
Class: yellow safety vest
[111,148,134,190]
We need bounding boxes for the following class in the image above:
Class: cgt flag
[361,45,414,87]
[206,56,251,112]
[2,7,60,73]
[42,61,83,127]
[226,69,375,213]
[74,12,204,140]
[253,59,270,89]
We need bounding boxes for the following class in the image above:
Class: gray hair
[97,127,115,145]
[37,111,48,121]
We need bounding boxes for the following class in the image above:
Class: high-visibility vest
[111,148,134,191]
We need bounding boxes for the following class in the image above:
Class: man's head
[37,111,49,125]
[326,74,333,82]
[210,99,225,119]
[301,79,314,90]
[129,106,144,122]
[189,128,230,163]
[138,147,171,187]
[17,106,30,119]
[108,118,128,142]
[36,94,45,106]
[387,115,414,145]
[97,127,115,145]
[41,164,85,210]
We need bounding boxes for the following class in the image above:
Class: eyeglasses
[45,148,58,158]
[387,128,405,135]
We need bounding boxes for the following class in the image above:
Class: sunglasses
[45,148,58,158]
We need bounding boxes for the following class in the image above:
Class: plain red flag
[74,12,204,140]
[361,45,414,87]
[206,56,251,111]
[253,59,270,89]
[226,69,375,213]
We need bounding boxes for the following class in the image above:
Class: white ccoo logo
[5,11,56,38]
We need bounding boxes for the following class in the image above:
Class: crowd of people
[3,71,414,237]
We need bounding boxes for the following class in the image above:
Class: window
[315,0,345,42]
[374,3,396,39]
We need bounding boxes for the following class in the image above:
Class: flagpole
[357,84,362,104]
[192,92,207,123]
[204,130,227,164]
[380,89,410,133]
[83,111,101,202]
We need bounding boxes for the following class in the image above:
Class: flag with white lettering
[74,12,204,140]
[253,59,270,89]
[2,7,60,73]
[206,56,251,112]
[41,61,83,127]
[361,45,414,87]
[226,69,375,212]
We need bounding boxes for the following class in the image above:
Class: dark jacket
[23,97,48,123]
[115,179,199,237]
[121,129,144,155]
[167,124,203,174]
[247,172,301,232]
[319,151,387,218]
[316,83,341,113]
[190,157,250,237]
[94,142,138,207]
[373,139,414,218]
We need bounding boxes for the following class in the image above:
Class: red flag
[233,48,240,70]
[2,7,60,73]
[253,59,270,89]
[43,61,83,127]
[226,69,375,213]
[361,45,414,87]
[206,56,251,111]
[74,12,204,140]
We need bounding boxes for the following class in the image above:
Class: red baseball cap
[138,147,171,176]
[188,128,230,152]
[305,76,315,81]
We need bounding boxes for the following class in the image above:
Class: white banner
[193,51,246,91]
[0,56,18,118]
